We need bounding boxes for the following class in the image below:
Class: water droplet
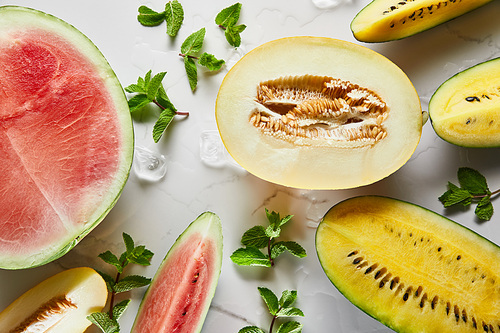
[199,130,244,171]
[133,146,167,181]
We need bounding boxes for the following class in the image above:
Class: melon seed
[250,75,388,146]
[11,296,76,333]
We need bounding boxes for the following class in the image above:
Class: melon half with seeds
[316,196,500,332]
[0,6,134,269]
[216,37,422,190]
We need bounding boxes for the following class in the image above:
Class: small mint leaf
[225,24,246,47]
[87,312,120,333]
[112,299,131,320]
[276,307,304,318]
[198,52,225,71]
[127,94,151,113]
[457,167,489,195]
[155,85,177,112]
[181,28,205,55]
[215,3,242,28]
[147,71,167,100]
[258,287,279,316]
[98,251,123,273]
[265,224,281,239]
[122,233,135,254]
[475,196,493,221]
[165,0,184,37]
[238,326,265,333]
[241,225,268,248]
[153,109,176,143]
[265,209,281,229]
[276,321,303,333]
[271,241,307,260]
[114,275,152,293]
[279,289,297,308]
[124,83,146,94]
[438,182,472,207]
[230,247,271,267]
[184,56,198,92]
[138,6,166,27]
[144,70,152,88]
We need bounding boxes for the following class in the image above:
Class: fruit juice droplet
[133,146,167,181]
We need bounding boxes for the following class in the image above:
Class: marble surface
[1,0,500,332]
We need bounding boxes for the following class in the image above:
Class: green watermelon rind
[132,212,223,333]
[0,6,134,270]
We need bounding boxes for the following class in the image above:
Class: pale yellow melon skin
[0,267,108,332]
[216,37,422,190]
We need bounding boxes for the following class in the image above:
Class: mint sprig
[230,209,306,267]
[439,167,499,221]
[137,0,184,37]
[179,28,225,91]
[215,3,246,47]
[87,233,154,333]
[125,70,188,142]
[239,287,304,333]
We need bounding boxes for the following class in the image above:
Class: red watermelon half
[0,6,134,269]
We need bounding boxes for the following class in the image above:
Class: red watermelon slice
[0,6,134,269]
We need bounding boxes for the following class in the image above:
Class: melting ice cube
[133,146,167,181]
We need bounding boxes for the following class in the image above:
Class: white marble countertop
[1,0,500,332]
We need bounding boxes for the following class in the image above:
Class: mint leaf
[184,56,198,91]
[458,167,490,195]
[153,109,176,143]
[199,52,225,71]
[276,321,303,333]
[225,24,246,47]
[114,275,151,293]
[138,6,166,27]
[155,85,177,111]
[122,233,134,254]
[241,225,268,248]
[230,247,271,267]
[215,3,242,28]
[181,28,205,55]
[276,307,304,318]
[124,83,146,94]
[87,312,119,333]
[258,287,279,316]
[439,182,472,207]
[279,289,297,308]
[98,251,123,273]
[271,241,307,260]
[127,94,151,113]
[147,71,167,100]
[112,300,130,320]
[476,196,494,221]
[165,0,184,37]
[238,327,265,333]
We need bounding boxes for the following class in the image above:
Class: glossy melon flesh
[0,6,134,269]
[132,212,223,333]
[316,196,500,332]
[0,267,108,332]
[429,57,500,147]
[216,37,422,190]
[351,0,494,42]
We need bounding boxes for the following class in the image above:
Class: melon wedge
[0,267,108,332]
[131,212,223,333]
[216,37,422,190]
[0,6,134,269]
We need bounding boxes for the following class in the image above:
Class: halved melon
[0,267,108,332]
[131,212,223,333]
[216,37,422,190]
[0,6,134,269]
[429,57,500,147]
[351,0,494,42]
[316,196,500,332]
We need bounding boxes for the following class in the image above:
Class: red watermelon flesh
[0,6,133,269]
[132,212,223,333]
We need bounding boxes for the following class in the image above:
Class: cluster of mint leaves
[231,209,307,267]
[87,233,154,333]
[239,287,304,333]
[130,1,245,142]
[232,208,306,332]
[439,167,499,221]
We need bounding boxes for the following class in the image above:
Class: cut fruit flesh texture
[0,267,108,333]
[429,58,500,147]
[0,6,133,269]
[132,212,223,333]
[351,0,495,42]
[316,196,500,332]
[216,37,422,190]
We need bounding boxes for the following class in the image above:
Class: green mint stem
[152,100,189,116]
[268,238,274,267]
[473,188,500,198]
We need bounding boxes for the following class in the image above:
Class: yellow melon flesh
[216,37,422,190]
[0,267,108,332]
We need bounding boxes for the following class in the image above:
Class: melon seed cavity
[249,75,388,147]
[11,296,76,333]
